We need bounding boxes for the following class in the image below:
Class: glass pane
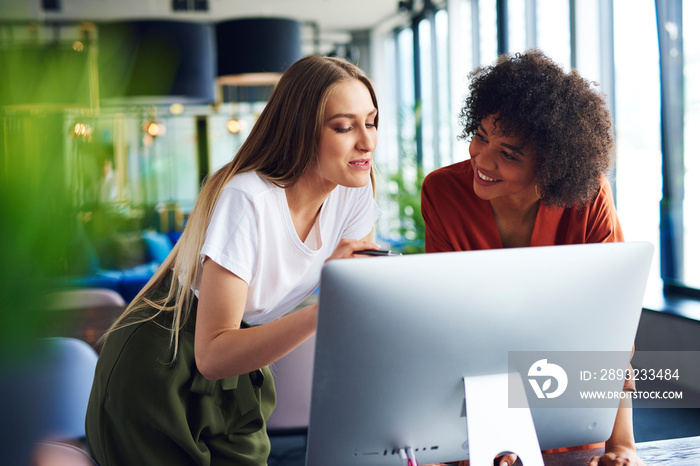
[419,17,435,172]
[683,0,700,288]
[209,102,260,175]
[374,34,400,247]
[397,27,416,165]
[449,0,473,164]
[613,0,662,292]
[209,113,242,175]
[124,113,148,205]
[435,9,452,167]
[480,0,499,65]
[536,0,570,68]
[508,0,528,53]
[378,35,400,174]
[158,115,199,208]
[391,26,423,249]
[136,114,197,209]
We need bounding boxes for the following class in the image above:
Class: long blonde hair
[102,56,379,358]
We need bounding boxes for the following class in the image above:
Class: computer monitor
[306,242,653,465]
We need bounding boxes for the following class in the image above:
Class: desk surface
[542,436,700,465]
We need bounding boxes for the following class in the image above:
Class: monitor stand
[463,373,544,466]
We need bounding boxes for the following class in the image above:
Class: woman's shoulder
[587,175,616,210]
[556,174,623,243]
[221,171,279,201]
[555,174,614,214]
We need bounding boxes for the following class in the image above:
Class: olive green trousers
[85,304,276,466]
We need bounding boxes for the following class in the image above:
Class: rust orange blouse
[421,160,624,253]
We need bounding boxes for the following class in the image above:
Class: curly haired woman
[421,50,643,466]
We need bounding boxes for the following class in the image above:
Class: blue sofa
[66,230,179,303]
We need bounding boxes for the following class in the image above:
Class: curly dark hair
[458,49,615,207]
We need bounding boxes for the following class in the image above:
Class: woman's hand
[325,237,380,262]
[420,453,517,466]
[496,453,518,466]
[588,448,644,466]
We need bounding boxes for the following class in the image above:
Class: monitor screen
[306,242,653,465]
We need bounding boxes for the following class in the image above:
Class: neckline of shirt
[267,176,327,256]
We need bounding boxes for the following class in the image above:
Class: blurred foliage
[0,43,91,108]
[0,28,100,358]
[386,100,426,254]
[388,163,425,254]
[0,23,192,462]
[0,111,76,357]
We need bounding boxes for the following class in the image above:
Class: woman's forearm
[605,396,637,453]
[195,303,317,380]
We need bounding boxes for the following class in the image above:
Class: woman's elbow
[194,344,224,381]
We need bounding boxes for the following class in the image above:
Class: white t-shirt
[198,171,381,325]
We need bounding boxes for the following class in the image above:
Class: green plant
[387,161,425,254]
[384,100,426,254]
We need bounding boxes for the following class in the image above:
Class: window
[419,17,435,171]
[435,10,452,169]
[370,5,454,252]
[653,0,700,294]
[507,0,528,52]
[535,0,570,68]
[613,1,663,293]
[479,0,498,64]
[418,10,452,172]
[374,0,700,299]
[682,0,700,289]
[397,27,416,171]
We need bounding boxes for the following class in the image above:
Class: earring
[534,184,543,199]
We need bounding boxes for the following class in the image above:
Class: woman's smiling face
[314,78,378,190]
[469,114,538,203]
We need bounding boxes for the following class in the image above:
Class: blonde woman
[86,55,381,466]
